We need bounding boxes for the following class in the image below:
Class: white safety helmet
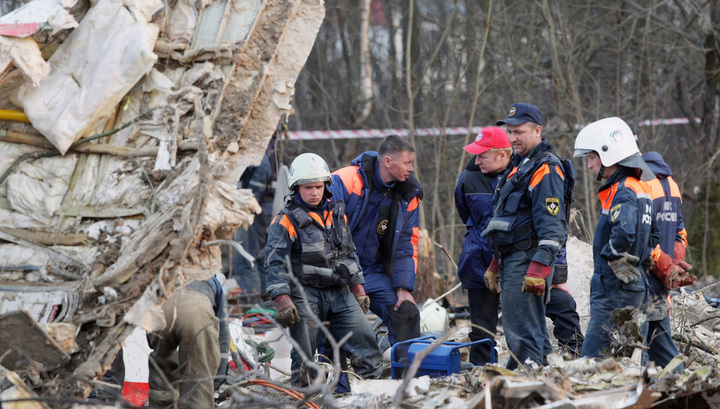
[287,153,332,189]
[419,298,449,333]
[574,117,654,181]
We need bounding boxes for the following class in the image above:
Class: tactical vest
[483,150,569,248]
[283,201,359,288]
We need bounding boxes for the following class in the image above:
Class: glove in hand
[273,294,300,327]
[350,284,370,314]
[522,261,552,296]
[653,251,686,290]
[672,241,693,272]
[608,253,641,283]
[675,272,696,288]
[484,257,502,293]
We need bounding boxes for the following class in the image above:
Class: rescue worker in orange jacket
[265,153,382,386]
[328,135,423,345]
[641,150,694,370]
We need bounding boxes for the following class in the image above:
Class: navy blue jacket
[482,139,567,266]
[642,151,688,302]
[593,168,659,278]
[642,152,687,256]
[329,152,423,291]
[454,158,505,289]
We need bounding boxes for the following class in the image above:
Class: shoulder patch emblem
[610,204,622,222]
[546,197,560,216]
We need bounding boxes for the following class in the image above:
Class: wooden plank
[55,206,146,218]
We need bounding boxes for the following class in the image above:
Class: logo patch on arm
[610,204,622,222]
[545,197,560,216]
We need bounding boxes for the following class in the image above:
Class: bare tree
[292,0,720,280]
[353,0,374,127]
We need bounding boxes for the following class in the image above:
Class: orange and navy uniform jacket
[642,151,688,297]
[328,152,423,291]
[481,139,566,267]
[264,198,364,300]
[594,167,660,278]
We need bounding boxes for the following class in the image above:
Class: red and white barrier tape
[288,127,483,140]
[638,117,701,126]
[286,118,701,140]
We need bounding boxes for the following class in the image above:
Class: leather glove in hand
[672,241,693,272]
[350,284,370,314]
[675,272,696,288]
[522,261,552,296]
[653,251,686,290]
[484,257,502,293]
[273,294,300,327]
[608,252,641,283]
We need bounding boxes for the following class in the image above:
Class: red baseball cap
[462,126,510,155]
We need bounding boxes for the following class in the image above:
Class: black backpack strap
[286,205,314,229]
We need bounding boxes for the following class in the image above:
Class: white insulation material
[6,155,77,225]
[16,0,162,154]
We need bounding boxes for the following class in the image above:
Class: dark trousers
[289,286,383,386]
[582,272,648,358]
[467,288,500,365]
[545,287,584,356]
[364,271,420,344]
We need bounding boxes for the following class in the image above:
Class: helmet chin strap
[596,165,604,182]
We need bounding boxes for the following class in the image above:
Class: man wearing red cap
[455,126,513,365]
[457,124,584,366]
[481,103,569,369]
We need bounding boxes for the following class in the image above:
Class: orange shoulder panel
[333,166,363,196]
[598,183,619,210]
[667,176,682,200]
[623,177,651,195]
[529,164,551,189]
[278,215,297,239]
[645,178,663,200]
[408,197,420,212]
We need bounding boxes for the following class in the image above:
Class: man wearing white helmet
[573,117,659,358]
[264,153,383,386]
